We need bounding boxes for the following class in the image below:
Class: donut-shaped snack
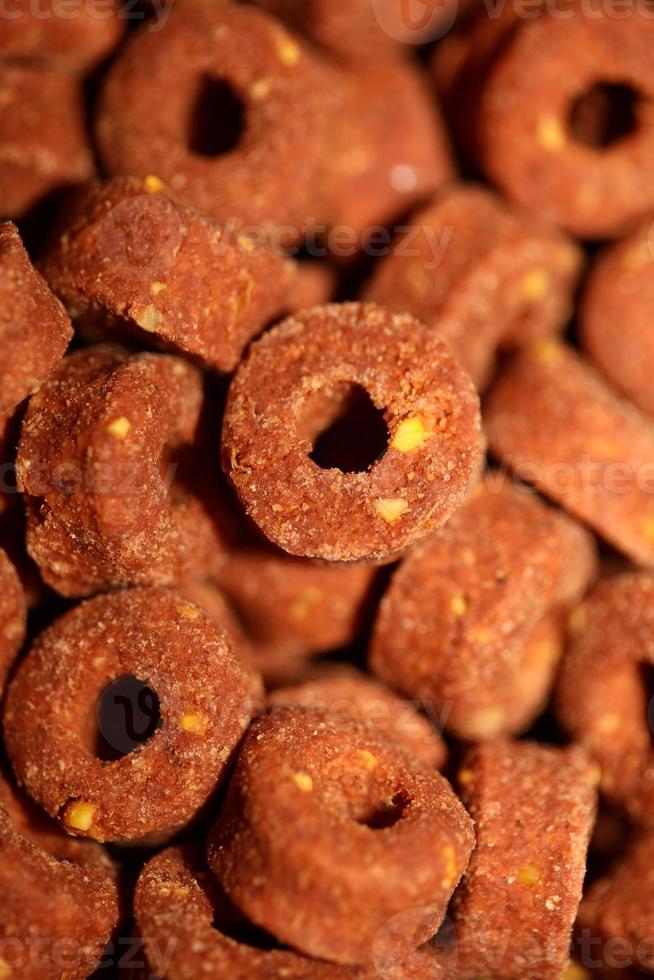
[3,588,257,844]
[222,303,483,562]
[208,706,474,965]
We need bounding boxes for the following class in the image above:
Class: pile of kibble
[1,1,654,978]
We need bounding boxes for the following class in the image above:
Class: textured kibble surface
[222,302,483,561]
[208,706,474,965]
[3,588,257,844]
[0,4,650,975]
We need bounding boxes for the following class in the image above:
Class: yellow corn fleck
[107,416,131,439]
[250,78,272,100]
[520,268,551,304]
[642,517,654,543]
[450,593,467,617]
[391,416,435,453]
[595,714,620,735]
[134,305,162,333]
[357,749,378,771]
[178,603,201,620]
[291,771,313,792]
[517,862,541,887]
[0,958,12,978]
[64,801,97,833]
[537,116,566,151]
[144,175,164,194]
[441,844,458,889]
[375,498,409,524]
[458,769,474,786]
[276,34,300,66]
[532,338,564,366]
[562,964,591,980]
[468,707,504,738]
[181,713,209,735]
[150,281,168,297]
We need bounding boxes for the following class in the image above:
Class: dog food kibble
[0,65,94,220]
[134,845,357,980]
[208,706,474,965]
[222,302,483,562]
[0,222,72,413]
[269,664,447,768]
[0,802,119,980]
[0,548,26,699]
[0,3,644,969]
[371,478,597,740]
[364,183,582,389]
[444,740,598,979]
[3,588,258,844]
[486,340,654,567]
[17,345,225,597]
[581,218,654,416]
[40,176,295,373]
[97,4,449,244]
[557,573,654,829]
[475,9,654,239]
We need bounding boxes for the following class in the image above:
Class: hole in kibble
[95,674,162,762]
[642,663,654,746]
[188,75,246,158]
[304,382,389,474]
[356,790,410,831]
[569,82,642,149]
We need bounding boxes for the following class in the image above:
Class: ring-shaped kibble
[2,588,257,845]
[556,573,654,829]
[440,740,597,980]
[207,705,475,966]
[578,832,654,974]
[364,184,582,390]
[96,4,338,237]
[134,846,357,980]
[0,548,26,699]
[17,345,225,598]
[0,222,72,414]
[370,479,597,741]
[0,65,93,220]
[485,341,654,569]
[269,664,447,768]
[581,219,654,417]
[0,803,119,980]
[477,11,654,239]
[221,303,483,562]
[0,0,124,73]
[40,177,295,374]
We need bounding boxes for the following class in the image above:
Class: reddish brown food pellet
[222,302,483,562]
[0,801,119,980]
[17,345,225,597]
[0,222,72,413]
[269,664,447,768]
[134,846,357,979]
[581,219,654,416]
[207,706,474,965]
[485,340,654,568]
[96,4,339,238]
[578,832,654,974]
[364,183,582,389]
[0,65,93,220]
[556,573,654,828]
[3,588,257,844]
[40,176,295,374]
[0,547,25,699]
[0,0,125,73]
[371,478,597,740]
[444,740,597,980]
[475,10,654,239]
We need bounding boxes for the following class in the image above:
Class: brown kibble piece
[364,183,582,389]
[0,65,93,219]
[485,341,654,568]
[270,664,447,768]
[443,740,597,979]
[0,222,72,412]
[208,706,474,965]
[41,177,295,373]
[222,302,482,562]
[17,345,225,597]
[3,588,257,844]
[0,801,119,980]
[556,573,654,828]
[581,218,654,416]
[371,478,597,740]
[0,547,25,699]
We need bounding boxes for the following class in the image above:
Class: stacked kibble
[1,1,654,978]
